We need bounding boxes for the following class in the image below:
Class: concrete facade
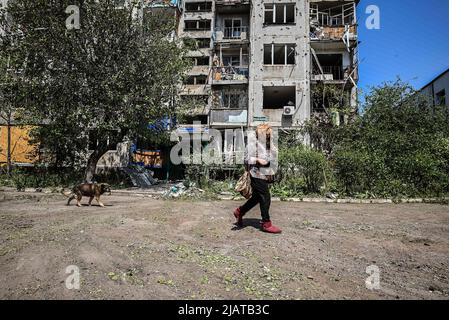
[177,0,359,131]
[248,0,310,128]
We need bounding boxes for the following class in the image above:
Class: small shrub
[277,145,330,195]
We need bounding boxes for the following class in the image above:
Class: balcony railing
[214,26,249,41]
[310,2,356,27]
[210,109,248,126]
[310,25,357,41]
[212,66,249,84]
[312,66,343,81]
[215,0,250,5]
[223,26,248,39]
[212,93,248,110]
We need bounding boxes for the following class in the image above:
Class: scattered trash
[326,192,337,200]
[122,166,158,188]
[162,182,205,199]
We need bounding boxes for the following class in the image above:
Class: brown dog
[63,183,111,207]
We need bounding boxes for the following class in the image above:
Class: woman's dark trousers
[239,177,271,222]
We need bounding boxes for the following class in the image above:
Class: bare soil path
[1,193,448,300]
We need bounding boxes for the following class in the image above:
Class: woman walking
[234,124,282,234]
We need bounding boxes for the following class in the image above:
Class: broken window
[310,2,356,26]
[198,20,211,30]
[184,75,208,85]
[222,56,240,67]
[183,38,210,49]
[196,38,210,48]
[263,86,296,109]
[264,4,274,24]
[185,21,197,30]
[264,44,295,65]
[263,45,271,65]
[184,20,211,31]
[223,18,243,39]
[264,3,295,25]
[285,4,295,23]
[315,54,343,80]
[194,56,210,66]
[436,89,446,106]
[223,93,241,109]
[213,89,248,109]
[185,2,212,12]
[183,115,208,125]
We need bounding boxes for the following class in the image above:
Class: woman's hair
[256,124,272,139]
[256,124,272,150]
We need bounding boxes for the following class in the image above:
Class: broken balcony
[312,65,344,81]
[311,53,357,83]
[310,1,358,41]
[215,0,250,6]
[211,66,248,85]
[213,12,250,43]
[214,25,249,42]
[211,44,249,85]
[209,87,248,127]
[209,109,248,127]
[211,87,248,109]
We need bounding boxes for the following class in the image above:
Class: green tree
[0,29,28,175]
[1,0,189,181]
[334,80,449,196]
[302,83,357,156]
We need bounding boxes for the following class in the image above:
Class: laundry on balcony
[212,66,248,82]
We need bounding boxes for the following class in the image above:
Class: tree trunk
[84,144,109,183]
[6,121,11,176]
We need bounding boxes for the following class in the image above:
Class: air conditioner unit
[283,105,295,116]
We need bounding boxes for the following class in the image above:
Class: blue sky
[357,0,449,94]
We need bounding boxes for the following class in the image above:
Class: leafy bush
[331,81,449,197]
[2,167,83,191]
[332,148,370,194]
[275,145,331,196]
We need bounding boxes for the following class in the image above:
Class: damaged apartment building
[177,0,359,131]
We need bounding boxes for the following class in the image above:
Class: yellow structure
[0,125,38,165]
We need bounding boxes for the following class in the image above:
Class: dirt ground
[0,192,448,300]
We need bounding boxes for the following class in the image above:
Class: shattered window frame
[263,44,296,65]
[264,3,296,25]
[185,2,213,12]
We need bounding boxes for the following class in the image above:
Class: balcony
[210,109,248,127]
[215,0,250,5]
[214,26,249,42]
[310,2,356,26]
[211,66,248,85]
[310,2,358,42]
[310,25,357,41]
[312,65,343,81]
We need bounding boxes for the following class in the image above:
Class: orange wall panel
[0,125,39,164]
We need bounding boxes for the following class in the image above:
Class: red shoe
[261,221,282,234]
[234,207,243,227]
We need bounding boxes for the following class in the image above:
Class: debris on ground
[162,182,205,199]
[122,166,158,188]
